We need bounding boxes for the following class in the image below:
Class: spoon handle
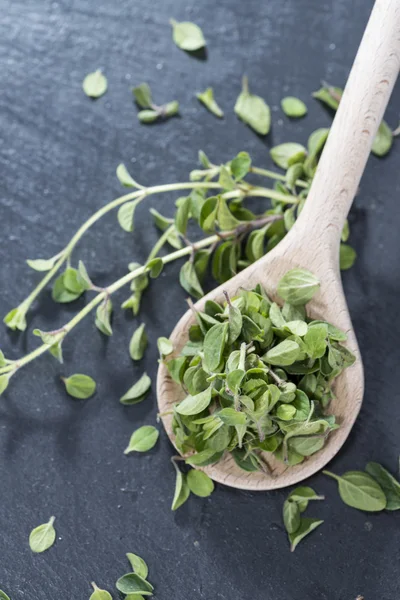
[294,0,400,259]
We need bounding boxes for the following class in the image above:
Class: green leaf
[264,340,300,367]
[281,97,307,118]
[197,87,224,118]
[82,70,107,98]
[365,462,400,511]
[0,375,10,396]
[323,470,387,511]
[126,553,149,579]
[52,269,85,303]
[118,198,142,233]
[277,268,320,305]
[0,591,10,600]
[0,350,6,367]
[3,306,27,331]
[174,196,191,234]
[187,469,214,497]
[176,386,212,416]
[157,337,174,356]
[90,583,112,600]
[289,518,323,552]
[62,374,96,399]
[203,322,228,371]
[76,260,93,290]
[116,163,143,189]
[49,340,64,364]
[132,82,152,108]
[33,328,65,346]
[270,143,306,170]
[371,120,392,157]
[285,163,304,190]
[116,574,153,596]
[170,19,206,51]
[234,76,271,135]
[124,426,159,454]
[29,516,56,553]
[312,85,342,110]
[284,320,308,337]
[339,244,357,270]
[283,499,301,533]
[276,404,296,420]
[171,460,190,510]
[129,323,148,361]
[120,373,151,405]
[95,297,113,336]
[150,208,174,231]
[199,196,219,232]
[304,128,329,176]
[138,110,159,124]
[230,151,251,180]
[218,166,235,191]
[26,254,61,272]
[179,260,204,299]
[303,324,327,359]
[164,100,180,117]
[288,486,325,512]
[218,407,246,426]
[146,258,164,279]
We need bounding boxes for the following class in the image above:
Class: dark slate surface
[0,0,399,598]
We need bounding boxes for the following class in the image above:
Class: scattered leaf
[120,373,151,405]
[197,87,224,118]
[124,426,159,454]
[29,516,56,553]
[82,70,107,98]
[170,19,206,51]
[62,374,96,399]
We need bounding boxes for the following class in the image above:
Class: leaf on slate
[171,460,191,510]
[187,469,214,497]
[33,328,64,346]
[118,198,142,233]
[157,336,174,356]
[312,85,342,110]
[132,82,153,108]
[234,76,271,135]
[281,97,307,118]
[339,244,357,270]
[283,499,301,533]
[116,573,153,596]
[372,120,393,157]
[90,583,112,600]
[170,19,206,51]
[197,87,224,118]
[288,486,325,512]
[29,516,56,553]
[277,268,320,305]
[0,375,10,396]
[230,151,251,180]
[289,518,324,552]
[270,143,306,170]
[323,470,387,512]
[52,269,85,303]
[116,163,144,189]
[26,254,61,272]
[3,306,27,331]
[126,553,149,579]
[124,426,159,454]
[365,462,400,511]
[129,323,148,361]
[138,110,158,123]
[0,591,10,600]
[95,297,113,336]
[179,260,204,299]
[146,258,164,279]
[82,70,107,98]
[77,260,93,290]
[218,166,235,191]
[175,196,191,234]
[120,373,151,405]
[62,374,96,399]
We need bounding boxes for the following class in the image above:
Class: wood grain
[157,0,400,490]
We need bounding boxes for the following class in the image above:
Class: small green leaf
[146,258,164,279]
[323,470,387,511]
[365,462,400,511]
[371,120,392,157]
[120,373,151,405]
[289,518,324,552]
[283,499,301,533]
[82,70,107,98]
[179,260,204,299]
[29,516,56,553]
[264,340,300,367]
[281,97,307,118]
[126,553,149,579]
[312,85,342,110]
[277,268,320,305]
[203,322,228,371]
[26,254,61,272]
[276,404,296,420]
[187,469,214,497]
[116,573,153,596]
[157,337,174,356]
[3,306,27,331]
[138,110,159,124]
[90,583,112,600]
[118,198,142,233]
[170,19,206,51]
[132,82,152,108]
[95,297,113,336]
[289,486,325,512]
[77,260,93,290]
[218,166,235,191]
[339,244,357,270]
[175,196,191,234]
[0,375,10,396]
[116,163,143,189]
[124,426,159,454]
[0,591,10,600]
[230,151,251,180]
[52,269,85,303]
[129,323,148,361]
[171,460,191,510]
[197,87,224,118]
[49,340,64,364]
[234,76,270,135]
[270,143,306,170]
[150,208,174,231]
[176,386,212,416]
[62,374,96,399]
[33,328,65,346]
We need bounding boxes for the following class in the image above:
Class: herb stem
[146,224,176,262]
[250,166,308,189]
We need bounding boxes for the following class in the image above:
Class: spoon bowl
[157,0,399,489]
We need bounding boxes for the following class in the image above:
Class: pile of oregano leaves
[165,268,355,473]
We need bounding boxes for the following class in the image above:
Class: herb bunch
[166,268,355,471]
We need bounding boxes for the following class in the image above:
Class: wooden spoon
[157,0,400,490]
